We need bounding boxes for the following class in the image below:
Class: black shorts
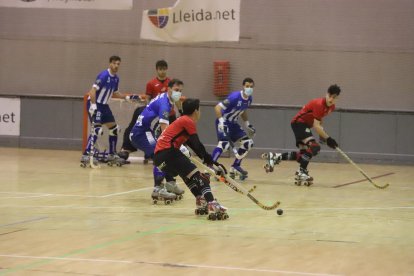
[291,122,314,147]
[121,106,145,152]
[153,148,197,179]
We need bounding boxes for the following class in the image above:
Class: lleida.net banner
[0,98,20,136]
[140,0,240,43]
[0,0,133,10]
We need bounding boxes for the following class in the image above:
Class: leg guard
[108,124,120,154]
[187,172,214,202]
[153,166,166,187]
[235,137,253,159]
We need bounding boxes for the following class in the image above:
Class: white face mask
[244,87,253,96]
[171,90,182,102]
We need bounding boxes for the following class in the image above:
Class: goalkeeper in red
[154,98,229,220]
[262,84,341,186]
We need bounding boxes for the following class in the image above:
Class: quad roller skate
[151,186,177,205]
[207,200,229,221]
[106,153,127,167]
[261,152,282,173]
[80,154,98,168]
[229,166,248,180]
[165,181,185,200]
[194,195,208,215]
[295,168,314,186]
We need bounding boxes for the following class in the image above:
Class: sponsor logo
[148,7,237,29]
[148,8,169,29]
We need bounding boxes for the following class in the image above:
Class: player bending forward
[262,84,341,186]
[154,98,229,220]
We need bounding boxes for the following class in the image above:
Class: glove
[217,117,228,134]
[326,137,338,149]
[244,121,256,137]
[179,145,191,158]
[213,161,227,176]
[89,103,97,118]
[203,153,214,167]
[126,94,141,103]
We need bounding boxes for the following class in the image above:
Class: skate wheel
[295,181,301,186]
[223,214,229,220]
[165,200,171,205]
[116,163,122,167]
[80,163,86,168]
[217,213,223,220]
[177,195,183,200]
[153,199,158,204]
[208,213,217,221]
[261,153,269,159]
[107,162,113,167]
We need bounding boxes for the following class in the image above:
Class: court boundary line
[0,254,342,276]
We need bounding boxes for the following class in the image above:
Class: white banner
[0,0,132,10]
[0,98,20,136]
[140,0,240,43]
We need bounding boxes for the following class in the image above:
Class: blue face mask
[244,87,253,96]
[171,90,182,102]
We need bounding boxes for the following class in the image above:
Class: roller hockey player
[130,79,185,202]
[154,98,229,220]
[211,78,256,180]
[80,55,139,168]
[262,84,341,186]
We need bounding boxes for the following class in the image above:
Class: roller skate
[229,166,248,180]
[151,185,177,205]
[261,152,282,173]
[106,153,127,167]
[207,200,229,221]
[194,195,208,215]
[165,181,185,200]
[117,150,131,164]
[80,154,98,168]
[295,168,314,186]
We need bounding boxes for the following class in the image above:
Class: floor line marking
[0,220,200,275]
[0,216,48,228]
[100,187,152,198]
[0,254,342,276]
[333,172,394,188]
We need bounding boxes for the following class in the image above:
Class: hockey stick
[336,147,389,189]
[191,157,280,210]
[89,115,100,169]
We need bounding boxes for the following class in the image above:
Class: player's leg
[81,101,101,166]
[98,105,124,165]
[119,106,144,161]
[290,123,319,186]
[211,118,230,162]
[230,124,253,180]
[164,149,228,219]
[131,130,176,201]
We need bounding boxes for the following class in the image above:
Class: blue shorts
[215,119,247,142]
[87,101,115,124]
[130,127,157,157]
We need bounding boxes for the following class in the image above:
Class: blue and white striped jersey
[92,69,119,105]
[134,93,172,133]
[218,90,252,122]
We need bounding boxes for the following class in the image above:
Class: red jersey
[146,77,170,99]
[155,115,197,153]
[292,97,335,127]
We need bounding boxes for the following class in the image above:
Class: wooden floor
[0,147,413,276]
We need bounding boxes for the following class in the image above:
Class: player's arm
[186,134,209,161]
[240,110,248,122]
[313,119,329,139]
[88,86,97,104]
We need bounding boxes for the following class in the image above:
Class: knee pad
[217,141,230,152]
[93,124,103,136]
[109,124,120,136]
[306,140,321,156]
[239,137,254,151]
